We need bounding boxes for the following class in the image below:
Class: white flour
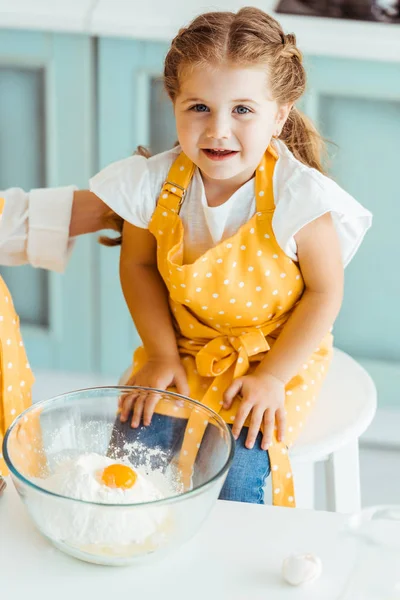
[30,453,178,549]
[37,453,165,504]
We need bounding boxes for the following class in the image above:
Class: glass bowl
[3,386,234,566]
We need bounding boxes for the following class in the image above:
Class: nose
[205,113,231,140]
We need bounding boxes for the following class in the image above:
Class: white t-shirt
[0,186,76,272]
[90,140,372,266]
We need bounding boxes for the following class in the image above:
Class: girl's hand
[119,357,189,427]
[223,372,286,450]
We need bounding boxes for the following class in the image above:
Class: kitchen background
[1,0,399,506]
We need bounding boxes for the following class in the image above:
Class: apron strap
[157,144,278,215]
[157,152,196,214]
[255,145,278,214]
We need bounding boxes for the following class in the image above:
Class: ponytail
[279,107,327,174]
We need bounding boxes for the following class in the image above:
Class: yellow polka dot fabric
[130,147,333,506]
[0,200,35,476]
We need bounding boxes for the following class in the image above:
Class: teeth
[208,149,232,154]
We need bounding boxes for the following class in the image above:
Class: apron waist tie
[195,329,270,379]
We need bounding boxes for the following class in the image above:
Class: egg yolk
[100,464,137,489]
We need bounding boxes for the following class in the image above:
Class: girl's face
[174,63,291,190]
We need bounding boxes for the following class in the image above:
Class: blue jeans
[219,426,271,504]
[109,413,270,505]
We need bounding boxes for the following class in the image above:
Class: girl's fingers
[131,393,146,428]
[223,378,243,410]
[275,407,286,443]
[143,393,161,426]
[245,408,264,449]
[262,409,275,450]
[174,370,190,397]
[232,401,252,440]
[120,391,138,422]
[126,375,136,386]
[119,375,135,409]
[119,389,133,409]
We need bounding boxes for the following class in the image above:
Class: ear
[273,103,293,137]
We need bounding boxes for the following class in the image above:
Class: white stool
[290,348,377,513]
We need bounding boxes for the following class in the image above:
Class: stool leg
[325,439,361,514]
[292,461,315,509]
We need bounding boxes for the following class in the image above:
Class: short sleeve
[272,168,372,268]
[89,148,180,229]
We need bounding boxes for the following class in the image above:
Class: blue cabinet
[0,30,98,372]
[97,38,171,376]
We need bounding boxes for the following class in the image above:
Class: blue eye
[234,105,251,115]
[191,104,209,112]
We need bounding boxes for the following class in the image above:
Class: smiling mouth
[202,149,239,161]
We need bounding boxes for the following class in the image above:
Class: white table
[0,480,358,600]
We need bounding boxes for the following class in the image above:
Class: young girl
[90,7,372,507]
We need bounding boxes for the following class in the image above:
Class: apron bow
[195,329,270,379]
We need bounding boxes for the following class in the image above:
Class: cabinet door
[303,56,400,408]
[0,30,97,372]
[97,39,172,376]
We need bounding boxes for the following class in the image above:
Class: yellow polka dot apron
[0,199,36,477]
[130,146,333,507]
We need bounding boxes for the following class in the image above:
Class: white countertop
[0,0,399,63]
[0,478,357,600]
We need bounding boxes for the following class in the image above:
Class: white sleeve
[0,186,76,272]
[89,147,180,228]
[272,171,372,267]
[89,155,155,229]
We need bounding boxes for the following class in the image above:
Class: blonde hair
[100,7,325,246]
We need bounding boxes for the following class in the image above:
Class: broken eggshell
[282,553,322,586]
